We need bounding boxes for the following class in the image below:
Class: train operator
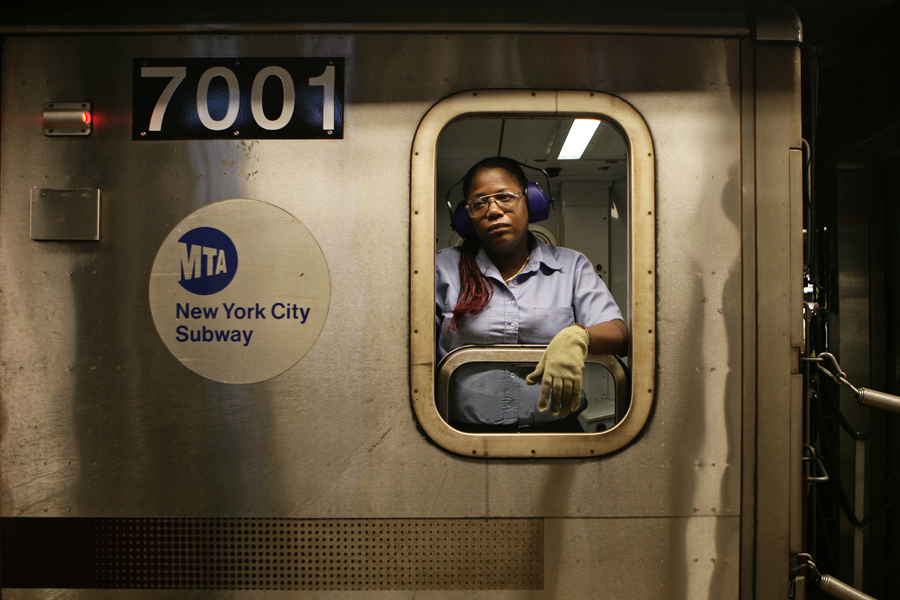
[436,157,628,433]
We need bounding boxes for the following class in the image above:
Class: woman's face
[468,167,529,255]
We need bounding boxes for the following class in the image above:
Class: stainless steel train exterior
[0,12,804,600]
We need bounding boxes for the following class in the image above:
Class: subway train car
[0,4,811,599]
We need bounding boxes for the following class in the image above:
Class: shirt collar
[529,234,563,272]
[474,233,563,280]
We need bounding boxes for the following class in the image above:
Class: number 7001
[141,64,335,133]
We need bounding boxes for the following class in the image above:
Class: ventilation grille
[0,517,543,590]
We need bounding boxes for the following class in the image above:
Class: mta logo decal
[177,227,238,295]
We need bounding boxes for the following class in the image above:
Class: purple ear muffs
[525,181,552,221]
[451,181,555,240]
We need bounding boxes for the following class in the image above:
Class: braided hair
[446,157,528,331]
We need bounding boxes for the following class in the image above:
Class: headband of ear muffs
[451,181,554,240]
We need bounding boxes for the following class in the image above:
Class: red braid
[445,157,528,332]
[446,239,493,331]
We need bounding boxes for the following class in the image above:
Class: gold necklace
[504,254,531,285]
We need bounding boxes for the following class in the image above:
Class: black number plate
[132,57,343,140]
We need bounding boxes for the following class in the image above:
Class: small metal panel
[30,188,100,241]
[755,3,803,43]
[43,102,91,136]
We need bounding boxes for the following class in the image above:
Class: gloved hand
[525,324,590,417]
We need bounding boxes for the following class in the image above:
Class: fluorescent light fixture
[558,119,601,160]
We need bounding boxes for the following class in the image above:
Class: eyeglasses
[465,192,524,219]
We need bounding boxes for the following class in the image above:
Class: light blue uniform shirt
[435,236,623,426]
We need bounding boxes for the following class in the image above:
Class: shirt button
[509,300,516,305]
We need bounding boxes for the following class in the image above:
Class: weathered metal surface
[0,30,769,599]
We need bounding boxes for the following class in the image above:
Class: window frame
[436,346,629,427]
[410,89,656,458]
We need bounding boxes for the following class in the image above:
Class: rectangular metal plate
[29,188,100,241]
[43,102,92,136]
[132,58,343,140]
[0,517,543,590]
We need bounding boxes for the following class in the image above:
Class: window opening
[410,89,655,458]
[436,116,630,334]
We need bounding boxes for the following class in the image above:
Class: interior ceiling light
[558,119,601,160]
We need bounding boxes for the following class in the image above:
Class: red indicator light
[43,103,92,136]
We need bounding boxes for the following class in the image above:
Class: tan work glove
[525,324,590,417]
